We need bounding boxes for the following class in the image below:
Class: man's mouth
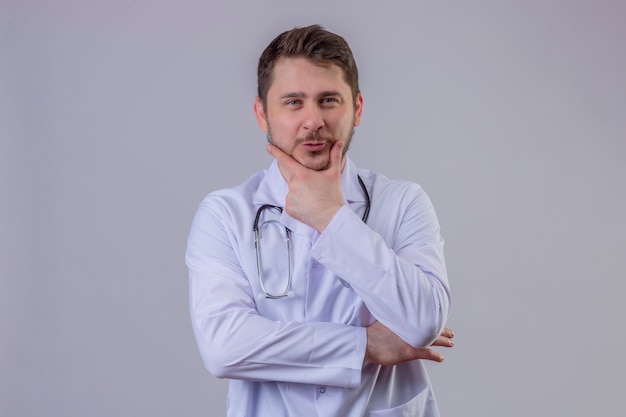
[301,142,328,152]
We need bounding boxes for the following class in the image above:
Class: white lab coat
[187,158,451,417]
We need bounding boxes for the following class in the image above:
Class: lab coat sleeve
[311,183,451,348]
[186,195,365,388]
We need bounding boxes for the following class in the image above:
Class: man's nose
[302,104,324,131]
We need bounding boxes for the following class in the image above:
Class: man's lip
[302,142,327,149]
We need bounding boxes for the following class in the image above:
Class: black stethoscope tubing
[253,174,370,299]
[253,174,370,233]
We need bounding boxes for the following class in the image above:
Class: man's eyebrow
[278,91,345,100]
[279,92,307,100]
[317,90,344,98]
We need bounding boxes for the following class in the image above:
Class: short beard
[266,128,355,171]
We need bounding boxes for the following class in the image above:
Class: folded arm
[311,186,451,350]
[187,196,365,388]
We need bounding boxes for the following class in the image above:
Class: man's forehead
[268,57,349,94]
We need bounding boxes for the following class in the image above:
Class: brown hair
[257,24,360,105]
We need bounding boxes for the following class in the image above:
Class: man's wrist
[314,204,344,232]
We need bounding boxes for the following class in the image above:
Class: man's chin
[296,154,331,171]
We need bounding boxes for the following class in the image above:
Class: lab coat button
[318,386,326,394]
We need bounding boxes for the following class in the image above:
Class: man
[187,25,453,416]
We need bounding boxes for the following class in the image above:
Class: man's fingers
[441,327,455,339]
[266,143,290,165]
[266,144,298,178]
[329,140,344,172]
[430,328,455,347]
[411,347,444,363]
[430,335,454,347]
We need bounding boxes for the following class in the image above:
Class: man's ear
[254,97,268,132]
[353,92,364,127]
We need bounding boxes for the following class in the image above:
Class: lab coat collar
[252,158,366,243]
[342,158,368,204]
[252,160,289,207]
[252,157,366,208]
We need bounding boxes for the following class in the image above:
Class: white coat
[186,158,451,416]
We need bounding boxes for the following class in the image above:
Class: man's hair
[257,24,360,105]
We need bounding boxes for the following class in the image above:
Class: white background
[1,1,625,416]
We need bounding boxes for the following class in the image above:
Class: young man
[187,25,453,416]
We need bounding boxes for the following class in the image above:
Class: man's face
[254,57,363,171]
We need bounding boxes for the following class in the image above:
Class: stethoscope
[253,175,370,300]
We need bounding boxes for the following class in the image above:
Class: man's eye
[321,97,339,104]
[286,100,301,106]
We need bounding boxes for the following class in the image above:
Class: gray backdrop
[1,1,624,416]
